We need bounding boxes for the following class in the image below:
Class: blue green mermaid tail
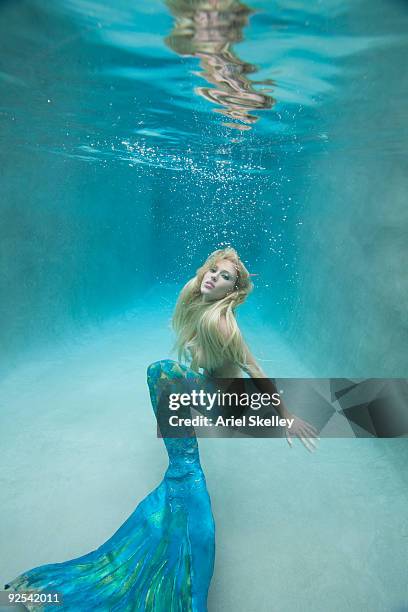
[4,360,215,611]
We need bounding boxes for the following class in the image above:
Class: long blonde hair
[172,247,253,373]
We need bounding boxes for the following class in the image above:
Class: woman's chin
[201,290,215,302]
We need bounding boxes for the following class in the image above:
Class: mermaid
[4,247,318,611]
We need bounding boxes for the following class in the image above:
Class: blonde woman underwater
[5,247,318,611]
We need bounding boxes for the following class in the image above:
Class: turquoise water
[1,1,408,610]
[1,0,407,376]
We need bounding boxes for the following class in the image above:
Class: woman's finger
[296,419,318,436]
[303,425,319,438]
[297,423,317,437]
[303,436,317,452]
[303,423,319,436]
[302,440,314,453]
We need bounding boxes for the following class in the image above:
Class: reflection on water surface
[165,0,275,129]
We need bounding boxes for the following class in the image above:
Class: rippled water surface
[2,0,407,378]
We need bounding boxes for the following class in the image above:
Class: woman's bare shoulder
[209,361,244,378]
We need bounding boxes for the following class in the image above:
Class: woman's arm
[218,315,290,417]
[241,344,292,419]
[218,316,318,450]
[240,339,319,452]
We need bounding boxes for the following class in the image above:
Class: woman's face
[200,258,238,302]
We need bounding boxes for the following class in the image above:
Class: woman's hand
[284,414,319,453]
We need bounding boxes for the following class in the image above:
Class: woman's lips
[204,281,214,289]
